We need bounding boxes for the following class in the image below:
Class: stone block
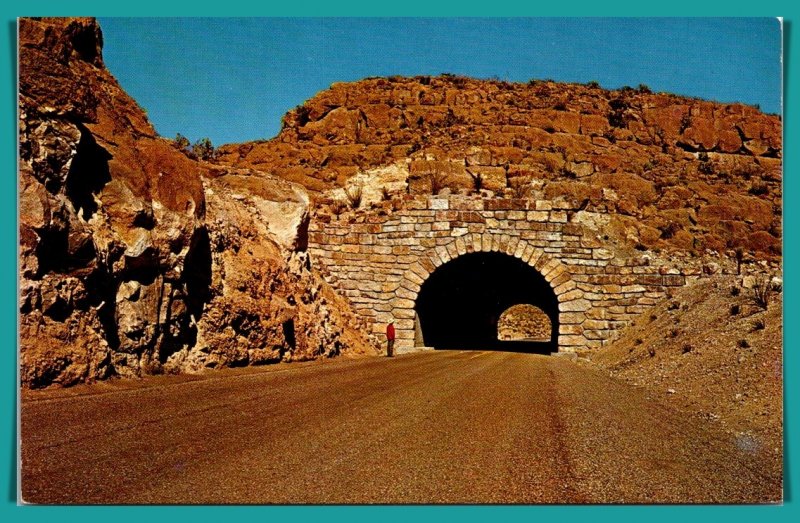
[559,298,592,312]
[395,339,414,351]
[553,279,577,295]
[582,319,609,330]
[544,263,566,282]
[391,297,416,309]
[405,271,424,286]
[557,288,584,302]
[382,281,400,293]
[395,286,417,300]
[445,242,459,260]
[559,312,586,324]
[584,329,613,340]
[559,324,583,335]
[399,279,420,294]
[393,308,416,319]
[593,248,614,260]
[558,334,589,347]
[527,210,549,222]
[429,198,449,210]
[394,319,415,331]
[395,329,415,340]
[534,255,553,272]
[455,237,467,256]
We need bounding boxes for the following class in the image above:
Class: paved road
[21,351,781,504]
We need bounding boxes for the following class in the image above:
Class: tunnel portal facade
[309,195,686,354]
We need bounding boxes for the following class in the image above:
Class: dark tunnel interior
[415,252,559,354]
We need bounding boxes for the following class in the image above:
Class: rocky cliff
[217,75,781,259]
[19,18,376,388]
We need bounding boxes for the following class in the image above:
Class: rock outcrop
[19,18,375,388]
[217,76,781,259]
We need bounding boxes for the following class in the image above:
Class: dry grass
[344,184,363,209]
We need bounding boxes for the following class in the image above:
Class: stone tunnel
[308,195,686,354]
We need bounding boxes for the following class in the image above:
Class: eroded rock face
[19,18,375,388]
[218,77,782,259]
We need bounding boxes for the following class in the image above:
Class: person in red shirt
[386,321,396,357]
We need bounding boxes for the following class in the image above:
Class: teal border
[1,1,796,522]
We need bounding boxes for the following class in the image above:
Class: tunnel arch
[392,233,584,353]
[416,251,558,353]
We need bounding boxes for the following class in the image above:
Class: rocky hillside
[217,76,781,259]
[19,18,376,388]
[589,275,783,475]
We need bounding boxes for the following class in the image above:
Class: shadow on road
[433,339,555,355]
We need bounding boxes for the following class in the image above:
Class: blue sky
[98,17,782,146]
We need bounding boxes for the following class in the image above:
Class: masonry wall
[308,195,686,353]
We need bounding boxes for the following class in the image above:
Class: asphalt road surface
[20,351,781,504]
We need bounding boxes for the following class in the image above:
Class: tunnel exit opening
[415,252,559,354]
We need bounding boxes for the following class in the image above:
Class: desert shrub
[682,344,693,354]
[748,182,769,196]
[330,200,346,216]
[429,171,450,195]
[730,304,740,316]
[174,133,190,152]
[608,98,628,128]
[587,80,600,88]
[659,222,681,240]
[738,339,751,349]
[735,247,745,275]
[730,286,741,297]
[648,346,656,357]
[560,167,578,179]
[192,137,216,160]
[466,168,483,194]
[752,318,766,331]
[679,114,692,133]
[345,185,363,209]
[668,301,680,311]
[698,159,714,175]
[634,338,643,345]
[668,329,680,338]
[511,183,531,199]
[751,276,773,309]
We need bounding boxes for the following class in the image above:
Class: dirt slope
[588,274,783,475]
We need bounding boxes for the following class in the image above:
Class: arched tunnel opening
[415,252,559,354]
